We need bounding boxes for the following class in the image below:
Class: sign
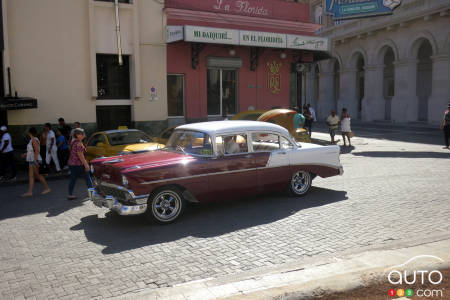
[267,61,281,94]
[287,34,329,51]
[240,30,286,48]
[150,87,158,101]
[181,26,330,52]
[167,26,184,43]
[325,0,402,20]
[184,25,239,45]
[0,97,38,110]
[165,0,309,23]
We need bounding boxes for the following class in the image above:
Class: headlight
[122,174,129,187]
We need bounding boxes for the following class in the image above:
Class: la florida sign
[325,0,401,20]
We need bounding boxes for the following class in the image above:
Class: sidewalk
[119,233,450,300]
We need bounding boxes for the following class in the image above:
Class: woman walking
[341,108,352,147]
[67,128,93,200]
[22,127,51,197]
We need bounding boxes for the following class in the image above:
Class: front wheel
[145,186,185,224]
[289,171,312,197]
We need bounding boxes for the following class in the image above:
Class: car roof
[103,129,141,134]
[176,120,290,136]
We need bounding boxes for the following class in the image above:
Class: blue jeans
[68,165,93,195]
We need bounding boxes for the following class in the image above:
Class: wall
[167,43,292,120]
[4,0,95,125]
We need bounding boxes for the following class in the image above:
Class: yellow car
[232,110,266,121]
[85,129,164,161]
[152,126,176,145]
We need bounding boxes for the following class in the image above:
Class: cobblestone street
[1,124,449,299]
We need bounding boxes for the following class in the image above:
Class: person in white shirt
[308,104,317,122]
[44,123,61,172]
[341,108,352,147]
[0,126,16,180]
[224,136,240,154]
[326,111,340,144]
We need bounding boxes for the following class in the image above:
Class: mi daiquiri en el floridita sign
[181,26,329,51]
[325,0,401,20]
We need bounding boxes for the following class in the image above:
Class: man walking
[441,103,450,149]
[58,117,71,142]
[44,123,61,172]
[326,110,340,144]
[307,104,317,134]
[0,126,16,181]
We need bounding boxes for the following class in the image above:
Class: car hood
[109,142,164,153]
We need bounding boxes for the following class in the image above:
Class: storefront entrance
[207,68,238,117]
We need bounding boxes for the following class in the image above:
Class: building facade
[307,0,450,124]
[1,0,328,144]
[1,0,167,142]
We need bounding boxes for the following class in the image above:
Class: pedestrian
[22,127,50,197]
[69,121,81,143]
[440,103,450,149]
[44,123,61,173]
[38,128,49,175]
[56,129,69,169]
[307,104,317,134]
[58,117,71,142]
[0,126,17,181]
[67,128,93,200]
[341,108,352,147]
[293,112,305,130]
[326,110,340,144]
[303,105,313,136]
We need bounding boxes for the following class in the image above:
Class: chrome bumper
[88,188,148,216]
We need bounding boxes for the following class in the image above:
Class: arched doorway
[416,40,432,121]
[356,55,365,120]
[383,48,395,120]
[333,60,340,112]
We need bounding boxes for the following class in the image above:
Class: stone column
[361,64,384,121]
[428,54,450,124]
[391,59,419,122]
[338,68,358,119]
[317,71,335,120]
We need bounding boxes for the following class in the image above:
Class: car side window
[216,134,248,156]
[280,136,294,150]
[251,133,280,152]
[88,134,106,147]
[161,128,173,139]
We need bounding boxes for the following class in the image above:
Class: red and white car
[89,121,343,223]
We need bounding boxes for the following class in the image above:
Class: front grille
[96,183,131,202]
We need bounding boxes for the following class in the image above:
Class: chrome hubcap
[152,191,181,221]
[291,171,311,194]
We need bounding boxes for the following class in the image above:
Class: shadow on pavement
[70,187,347,254]
[351,151,450,159]
[340,146,355,154]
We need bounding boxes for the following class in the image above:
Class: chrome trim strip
[140,163,343,185]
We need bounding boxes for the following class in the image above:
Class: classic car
[257,109,311,143]
[88,121,343,224]
[151,126,176,145]
[85,129,164,162]
[232,110,266,121]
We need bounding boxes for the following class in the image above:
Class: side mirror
[96,142,105,147]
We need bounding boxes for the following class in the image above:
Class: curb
[118,233,450,300]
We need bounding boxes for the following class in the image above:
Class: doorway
[96,105,131,131]
[356,56,365,120]
[416,40,432,122]
[207,69,238,117]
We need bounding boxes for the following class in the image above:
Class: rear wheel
[145,186,185,224]
[289,171,312,196]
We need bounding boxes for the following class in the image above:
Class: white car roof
[176,121,290,136]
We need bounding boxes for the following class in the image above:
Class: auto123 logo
[386,255,445,298]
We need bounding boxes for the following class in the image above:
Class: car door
[86,133,107,161]
[251,132,292,193]
[206,133,258,201]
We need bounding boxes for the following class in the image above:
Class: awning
[167,25,330,53]
[0,97,38,110]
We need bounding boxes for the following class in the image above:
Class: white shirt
[327,115,340,129]
[341,117,351,132]
[46,130,57,150]
[1,133,13,153]
[309,107,317,122]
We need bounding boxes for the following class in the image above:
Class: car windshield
[165,130,213,156]
[107,131,153,146]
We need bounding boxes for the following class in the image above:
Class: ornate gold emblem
[267,61,282,94]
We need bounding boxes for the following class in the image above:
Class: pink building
[165,0,329,123]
